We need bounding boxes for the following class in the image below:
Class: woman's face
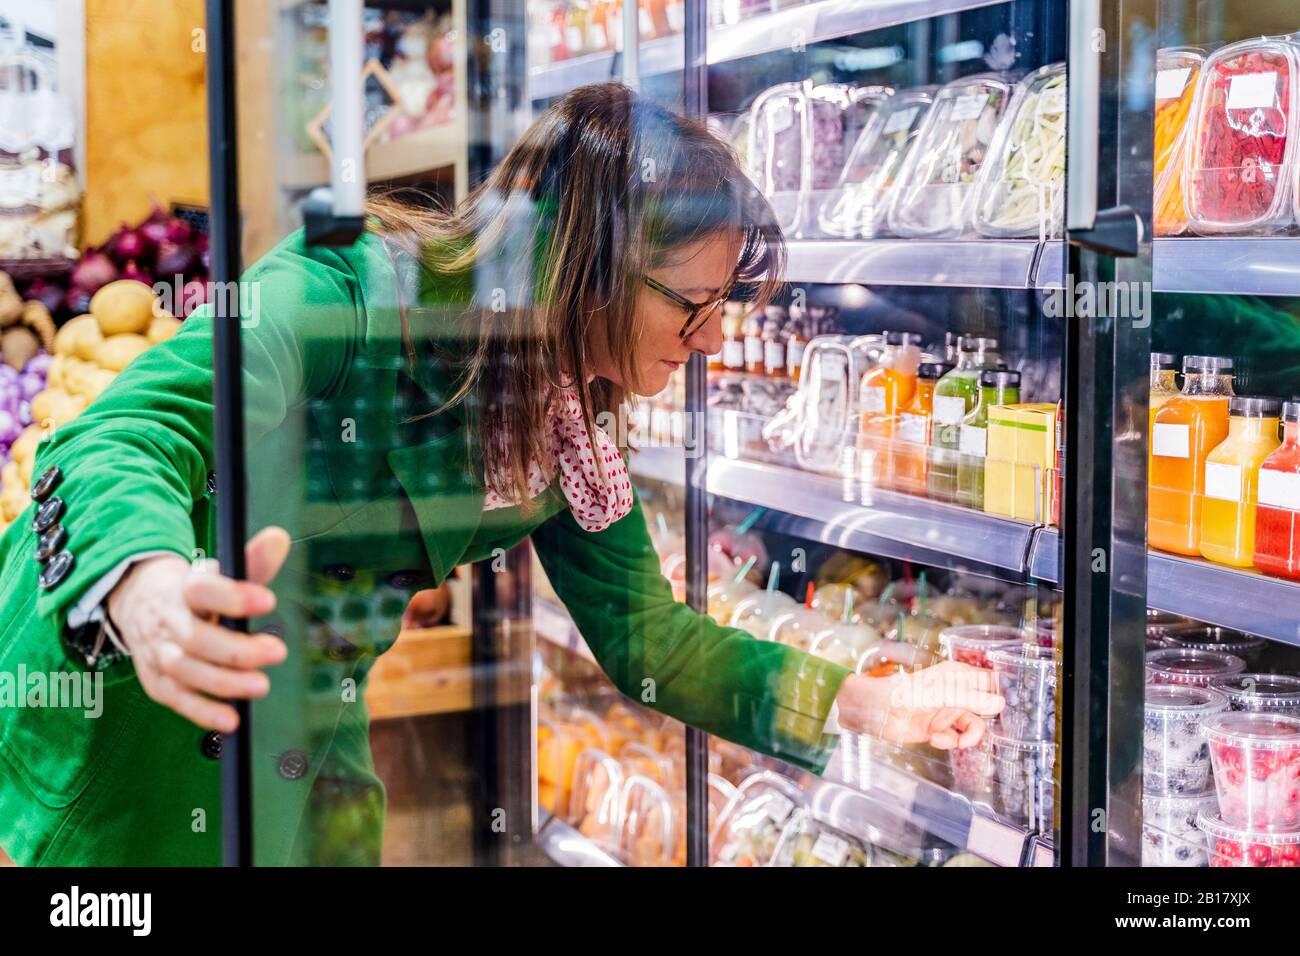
[593,229,741,396]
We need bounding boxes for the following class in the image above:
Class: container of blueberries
[991,734,1055,832]
[987,644,1058,740]
[1141,791,1218,867]
[1143,684,1228,794]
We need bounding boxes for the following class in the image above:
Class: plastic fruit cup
[1204,711,1300,830]
[991,735,1055,832]
[949,732,996,803]
[1144,684,1228,795]
[1145,648,1245,688]
[938,625,1026,669]
[706,577,759,625]
[1210,673,1300,717]
[857,640,938,678]
[766,607,828,653]
[728,590,798,631]
[1164,625,1267,668]
[809,622,881,670]
[1142,791,1219,867]
[987,644,1059,740]
[1198,810,1300,867]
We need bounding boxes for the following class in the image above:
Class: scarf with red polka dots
[481,389,634,533]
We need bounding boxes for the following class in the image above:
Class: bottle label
[638,7,653,35]
[819,356,845,383]
[1259,469,1300,512]
[722,341,745,369]
[764,340,785,374]
[566,26,584,51]
[861,386,886,413]
[959,424,987,458]
[933,395,967,425]
[810,832,849,867]
[949,92,990,122]
[1204,461,1243,502]
[897,413,927,445]
[787,340,806,372]
[589,23,607,47]
[1152,423,1190,459]
[744,337,764,365]
[707,350,723,366]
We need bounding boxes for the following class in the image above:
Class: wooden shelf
[279,123,467,190]
[366,624,472,719]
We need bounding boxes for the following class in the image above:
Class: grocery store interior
[3,0,1300,869]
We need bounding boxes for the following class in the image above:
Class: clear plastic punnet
[769,809,873,867]
[567,748,626,849]
[1146,647,1247,688]
[1163,625,1266,668]
[1204,711,1300,829]
[709,771,806,867]
[1183,35,1300,234]
[887,72,1016,239]
[938,624,1027,669]
[972,63,1067,239]
[1143,683,1228,794]
[748,82,809,234]
[816,87,935,239]
[1153,46,1206,235]
[1199,809,1300,867]
[987,643,1058,741]
[1142,791,1219,866]
[1210,673,1300,716]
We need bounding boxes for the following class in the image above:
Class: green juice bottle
[929,336,1002,502]
[956,368,1021,510]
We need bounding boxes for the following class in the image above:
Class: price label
[819,355,846,383]
[1152,423,1190,459]
[1155,67,1192,101]
[810,832,850,867]
[764,340,786,375]
[959,424,987,458]
[1204,461,1243,502]
[1260,469,1300,512]
[0,164,41,205]
[763,792,795,825]
[1227,72,1278,111]
[884,106,920,134]
[933,395,967,425]
[861,386,886,413]
[897,413,927,444]
[949,92,990,122]
[566,26,584,52]
[769,101,796,134]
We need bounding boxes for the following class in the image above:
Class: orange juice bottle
[858,331,922,486]
[1149,352,1180,432]
[893,361,953,495]
[1199,397,1282,568]
[1149,355,1235,555]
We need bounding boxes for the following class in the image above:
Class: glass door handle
[304,0,366,246]
[1066,0,1101,233]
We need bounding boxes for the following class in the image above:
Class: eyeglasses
[643,275,735,339]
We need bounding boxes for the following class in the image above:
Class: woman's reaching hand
[833,660,1005,749]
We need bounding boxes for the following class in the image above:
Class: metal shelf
[1031,528,1300,645]
[1153,238,1300,297]
[528,0,1008,100]
[536,813,623,867]
[784,239,1064,289]
[630,448,1038,580]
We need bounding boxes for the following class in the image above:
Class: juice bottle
[956,369,1020,510]
[858,331,922,486]
[1149,352,1180,427]
[944,331,961,364]
[1255,400,1300,580]
[929,336,1001,502]
[1149,355,1235,555]
[894,361,953,495]
[741,307,765,375]
[721,303,745,375]
[1200,397,1282,568]
[762,308,787,379]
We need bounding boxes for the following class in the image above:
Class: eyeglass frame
[643,274,737,339]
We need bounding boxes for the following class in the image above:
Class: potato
[147,314,181,344]
[0,482,27,522]
[50,392,87,425]
[90,280,157,335]
[94,333,151,372]
[85,368,118,399]
[30,388,61,423]
[17,453,32,487]
[53,313,101,359]
[1,325,38,370]
[9,425,41,465]
[1,461,18,488]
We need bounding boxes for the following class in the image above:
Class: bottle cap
[979,369,1021,388]
[885,330,924,346]
[1151,352,1178,370]
[1228,396,1282,418]
[959,335,999,352]
[918,362,954,379]
[1283,400,1300,423]
[1182,355,1233,373]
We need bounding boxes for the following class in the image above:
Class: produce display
[1183,37,1298,234]
[972,63,1067,239]
[1143,684,1226,795]
[710,772,805,867]
[1153,47,1204,235]
[1205,711,1300,830]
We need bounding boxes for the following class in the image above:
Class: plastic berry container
[1141,791,1219,867]
[1184,36,1300,235]
[1198,810,1300,867]
[949,731,996,804]
[1145,647,1246,688]
[938,624,1027,669]
[991,734,1056,832]
[1163,624,1267,668]
[1144,684,1228,794]
[1205,711,1300,829]
[1211,673,1300,717]
[987,644,1059,740]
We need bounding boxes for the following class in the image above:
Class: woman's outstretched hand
[833,661,1005,749]
[106,526,292,734]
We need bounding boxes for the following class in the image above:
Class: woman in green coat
[0,83,1000,866]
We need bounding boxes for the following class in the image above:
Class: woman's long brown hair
[367,81,785,510]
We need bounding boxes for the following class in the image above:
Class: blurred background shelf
[279,124,467,190]
[784,238,1064,289]
[1153,238,1300,296]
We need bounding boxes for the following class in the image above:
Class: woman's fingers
[926,709,986,749]
[182,570,276,619]
[246,526,292,586]
[142,671,241,734]
[182,618,287,670]
[160,653,272,700]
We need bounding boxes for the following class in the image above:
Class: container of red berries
[1204,711,1300,830]
[938,625,1026,669]
[1198,810,1300,867]
[1184,36,1300,234]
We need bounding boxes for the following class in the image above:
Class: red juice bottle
[1254,399,1300,580]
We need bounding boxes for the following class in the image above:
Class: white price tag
[897,413,927,444]
[883,106,920,134]
[1152,423,1190,459]
[1155,67,1192,101]
[861,386,886,413]
[933,395,967,425]
[769,101,795,135]
[819,355,846,383]
[1259,469,1300,511]
[949,92,990,122]
[1227,72,1278,111]
[0,164,41,204]
[959,424,987,458]
[811,832,850,867]
[764,792,795,825]
[1204,461,1243,502]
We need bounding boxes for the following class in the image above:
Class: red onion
[24,278,65,315]
[113,226,148,261]
[140,219,169,248]
[165,217,193,244]
[70,251,118,293]
[155,239,195,277]
[121,259,154,285]
[67,289,92,314]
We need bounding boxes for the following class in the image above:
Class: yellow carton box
[984,403,1057,521]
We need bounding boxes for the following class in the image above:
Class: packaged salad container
[973,63,1067,239]
[709,771,806,867]
[1153,46,1206,235]
[616,775,679,867]
[1184,36,1300,234]
[887,72,1016,239]
[769,810,873,867]
[817,87,936,238]
[567,748,626,849]
[749,82,809,233]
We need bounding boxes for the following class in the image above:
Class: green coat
[0,229,849,866]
